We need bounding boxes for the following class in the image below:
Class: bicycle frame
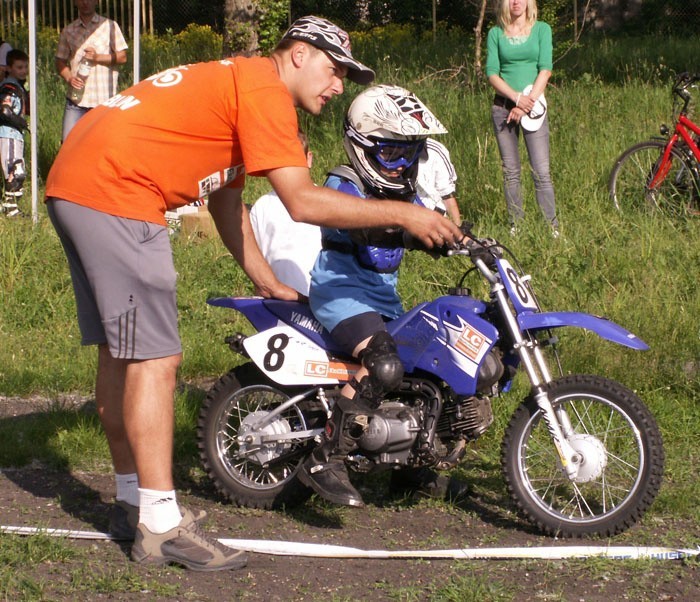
[649,114,700,189]
[648,74,700,191]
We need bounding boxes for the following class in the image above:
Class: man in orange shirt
[45,15,462,572]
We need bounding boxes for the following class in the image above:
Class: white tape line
[220,539,700,560]
[1,526,114,540]
[1,525,698,560]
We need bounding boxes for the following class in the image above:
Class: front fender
[517,311,649,350]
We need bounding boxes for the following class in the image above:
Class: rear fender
[207,297,279,332]
[207,297,343,352]
[517,311,649,350]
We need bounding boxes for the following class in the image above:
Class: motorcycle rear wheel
[501,374,664,537]
[197,363,315,509]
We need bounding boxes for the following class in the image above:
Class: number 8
[263,333,289,371]
[507,267,530,305]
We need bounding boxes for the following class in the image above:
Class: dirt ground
[0,393,698,602]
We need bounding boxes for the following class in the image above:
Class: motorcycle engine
[356,401,421,464]
[436,394,493,441]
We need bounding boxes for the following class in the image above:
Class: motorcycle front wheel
[501,374,664,537]
[197,363,317,509]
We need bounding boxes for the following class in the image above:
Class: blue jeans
[491,104,558,227]
[62,101,92,142]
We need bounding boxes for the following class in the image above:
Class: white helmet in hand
[343,84,447,199]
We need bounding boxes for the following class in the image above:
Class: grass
[0,30,698,601]
[0,533,181,599]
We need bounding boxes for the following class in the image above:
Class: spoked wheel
[502,375,664,537]
[197,363,318,509]
[609,139,699,216]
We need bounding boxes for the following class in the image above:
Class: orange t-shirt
[45,57,308,225]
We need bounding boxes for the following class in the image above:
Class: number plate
[243,326,360,385]
[498,259,539,313]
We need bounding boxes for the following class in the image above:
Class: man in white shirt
[249,130,321,297]
[0,39,13,78]
[416,138,461,224]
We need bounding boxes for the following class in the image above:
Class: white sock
[115,473,140,507]
[138,488,182,534]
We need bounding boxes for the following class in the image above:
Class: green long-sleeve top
[485,21,553,93]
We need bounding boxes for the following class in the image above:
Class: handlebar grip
[459,220,474,238]
[674,72,699,97]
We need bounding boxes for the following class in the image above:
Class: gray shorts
[47,198,182,359]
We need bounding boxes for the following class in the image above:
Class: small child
[299,84,468,507]
[249,130,457,298]
[0,48,29,217]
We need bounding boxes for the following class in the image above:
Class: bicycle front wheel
[609,140,698,216]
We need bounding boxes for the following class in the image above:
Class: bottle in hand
[69,56,92,103]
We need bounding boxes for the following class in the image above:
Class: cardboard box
[180,207,216,238]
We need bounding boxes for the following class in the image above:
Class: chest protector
[0,81,28,131]
[328,165,407,273]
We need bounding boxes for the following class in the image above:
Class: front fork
[491,280,582,480]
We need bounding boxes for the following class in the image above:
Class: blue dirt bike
[197,232,664,537]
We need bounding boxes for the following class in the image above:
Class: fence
[1,1,155,37]
[1,1,229,37]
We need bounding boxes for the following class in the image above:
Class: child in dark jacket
[0,48,29,217]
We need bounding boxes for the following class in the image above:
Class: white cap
[520,85,547,132]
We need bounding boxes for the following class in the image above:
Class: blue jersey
[309,173,407,333]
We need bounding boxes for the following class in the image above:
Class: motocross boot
[298,396,369,507]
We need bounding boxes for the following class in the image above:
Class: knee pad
[355,331,404,403]
[7,159,25,192]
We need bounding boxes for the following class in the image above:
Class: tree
[223,0,260,56]
[473,0,489,79]
[223,0,290,56]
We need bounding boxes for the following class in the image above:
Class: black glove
[402,231,452,258]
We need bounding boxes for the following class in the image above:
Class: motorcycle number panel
[498,259,539,313]
[243,326,360,385]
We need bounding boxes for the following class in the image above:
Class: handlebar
[672,72,700,108]
[448,233,503,267]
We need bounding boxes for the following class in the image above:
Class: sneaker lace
[182,512,232,554]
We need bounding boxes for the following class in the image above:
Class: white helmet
[343,84,447,199]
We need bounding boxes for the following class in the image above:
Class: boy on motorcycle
[299,85,468,507]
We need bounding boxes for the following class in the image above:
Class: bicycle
[608,72,700,217]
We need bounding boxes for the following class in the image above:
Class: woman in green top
[486,0,559,235]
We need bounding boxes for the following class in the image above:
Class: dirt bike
[197,232,664,537]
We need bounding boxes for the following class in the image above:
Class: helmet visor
[371,139,426,170]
